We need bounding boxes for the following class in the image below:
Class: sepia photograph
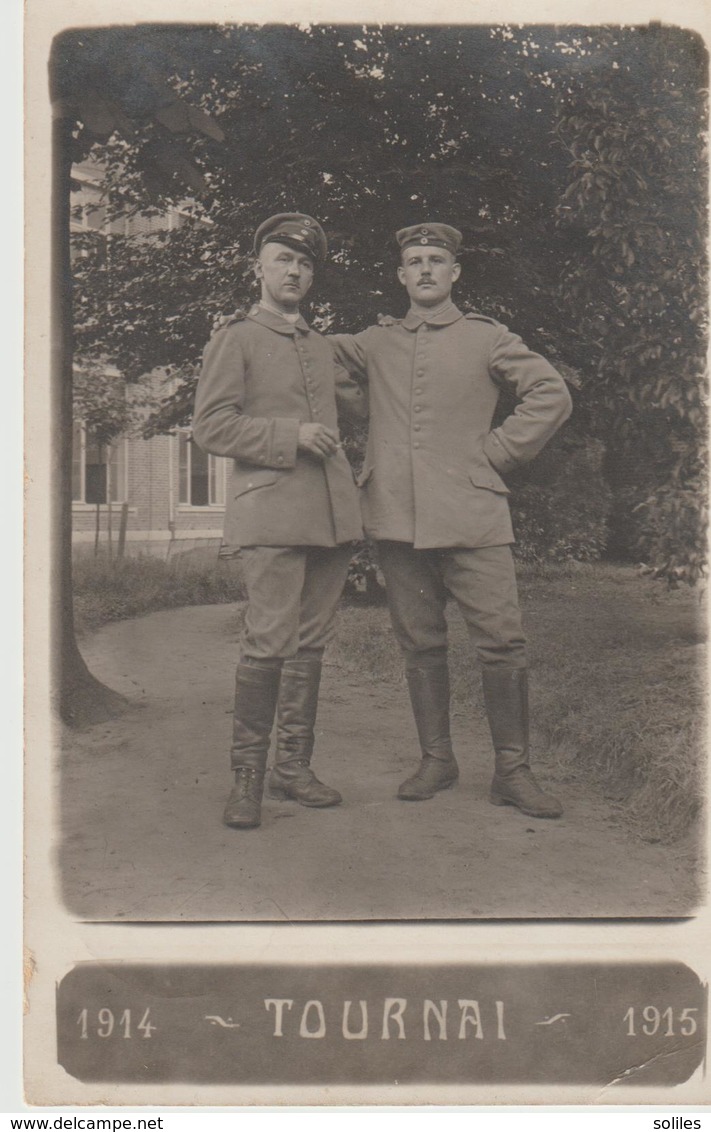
[21,0,710,1106]
[48,19,707,923]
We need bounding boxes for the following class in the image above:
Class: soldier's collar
[247,303,311,335]
[402,303,464,331]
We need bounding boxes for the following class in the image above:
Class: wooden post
[106,451,113,560]
[117,502,129,560]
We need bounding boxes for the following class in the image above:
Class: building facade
[71,161,228,559]
[71,423,230,559]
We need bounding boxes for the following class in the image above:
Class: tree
[74,25,578,411]
[553,25,707,585]
[50,27,223,725]
[68,24,707,584]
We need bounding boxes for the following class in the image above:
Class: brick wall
[73,431,228,554]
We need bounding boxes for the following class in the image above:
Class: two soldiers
[193,214,572,829]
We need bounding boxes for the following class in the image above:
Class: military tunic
[332,303,572,666]
[331,304,572,549]
[193,305,364,548]
[193,304,365,658]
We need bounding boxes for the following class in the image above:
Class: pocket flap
[233,468,282,499]
[469,467,510,494]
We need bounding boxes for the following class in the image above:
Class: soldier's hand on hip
[297,422,341,459]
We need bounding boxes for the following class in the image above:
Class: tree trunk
[52,114,126,727]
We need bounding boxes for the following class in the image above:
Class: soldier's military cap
[396,222,462,256]
[254,213,328,262]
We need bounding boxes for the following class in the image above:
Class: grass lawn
[73,552,245,635]
[73,555,706,844]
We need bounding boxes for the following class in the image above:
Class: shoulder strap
[464,310,500,327]
[212,308,247,333]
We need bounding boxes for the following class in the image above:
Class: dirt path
[60,604,699,921]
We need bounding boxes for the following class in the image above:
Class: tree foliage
[69,23,708,583]
[52,26,224,184]
[553,25,708,584]
[508,431,613,564]
[73,365,161,447]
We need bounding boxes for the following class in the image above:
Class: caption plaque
[56,962,706,1087]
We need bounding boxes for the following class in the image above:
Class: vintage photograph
[19,0,711,1106]
[46,20,707,925]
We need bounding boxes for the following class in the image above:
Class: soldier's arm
[330,331,371,421]
[482,325,573,475]
[330,331,369,382]
[334,356,369,422]
[192,323,300,469]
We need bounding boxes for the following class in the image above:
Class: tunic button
[413,442,420,449]
[414,405,421,412]
[413,424,421,432]
[277,457,284,464]
[415,388,422,395]
[416,370,424,377]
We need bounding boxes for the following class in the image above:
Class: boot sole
[489,793,562,819]
[268,787,342,807]
[223,817,261,828]
[398,778,458,801]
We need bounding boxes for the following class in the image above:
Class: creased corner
[23,948,37,1014]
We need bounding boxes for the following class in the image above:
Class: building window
[72,422,128,504]
[70,179,107,234]
[177,432,226,506]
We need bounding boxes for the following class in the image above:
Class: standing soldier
[193,213,365,829]
[332,223,572,818]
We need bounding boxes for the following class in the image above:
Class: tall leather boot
[267,649,342,807]
[223,659,282,829]
[482,666,562,819]
[398,654,459,800]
